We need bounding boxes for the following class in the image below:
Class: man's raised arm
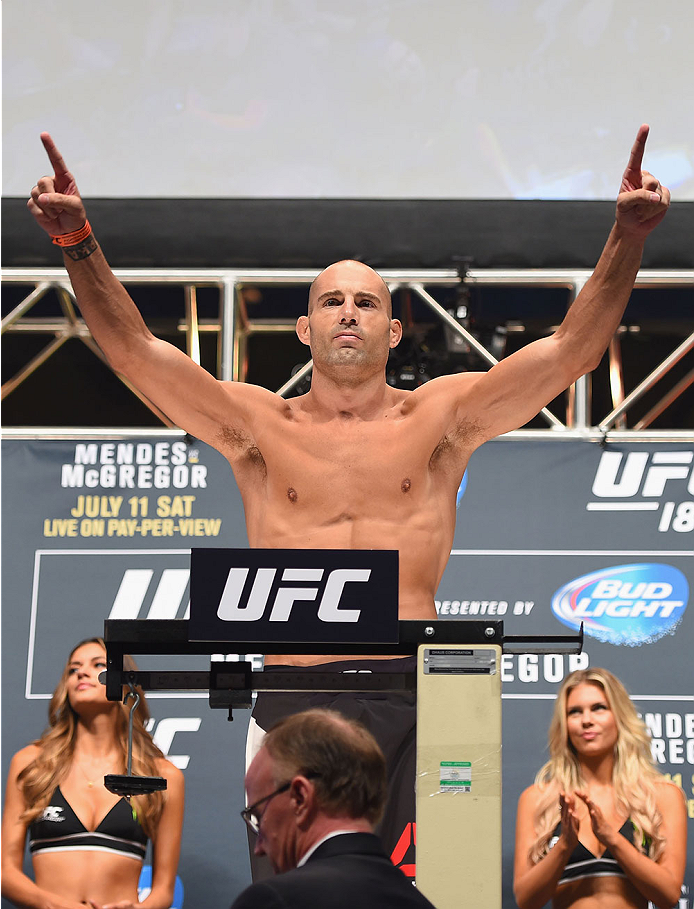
[445,124,671,441]
[27,133,256,448]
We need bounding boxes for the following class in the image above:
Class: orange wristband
[51,220,92,247]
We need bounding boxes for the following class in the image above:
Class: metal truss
[2,266,693,438]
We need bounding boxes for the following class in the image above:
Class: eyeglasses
[240,773,321,835]
[241,781,291,835]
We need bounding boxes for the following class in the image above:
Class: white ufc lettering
[270,568,324,621]
[643,452,693,496]
[317,569,370,622]
[592,451,693,498]
[216,567,370,622]
[148,717,202,770]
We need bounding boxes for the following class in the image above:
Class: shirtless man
[28,126,669,873]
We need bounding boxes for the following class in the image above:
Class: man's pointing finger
[625,123,649,175]
[40,132,70,177]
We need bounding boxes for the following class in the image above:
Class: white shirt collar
[297,830,364,867]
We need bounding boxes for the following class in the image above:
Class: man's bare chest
[257,412,436,477]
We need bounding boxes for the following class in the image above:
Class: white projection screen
[3,0,694,200]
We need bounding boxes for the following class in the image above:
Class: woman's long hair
[529,667,665,864]
[17,638,166,838]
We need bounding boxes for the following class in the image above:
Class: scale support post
[415,643,502,909]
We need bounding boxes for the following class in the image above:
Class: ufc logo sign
[190,548,398,644]
[217,567,370,622]
[592,450,694,498]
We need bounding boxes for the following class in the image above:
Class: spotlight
[443,257,508,367]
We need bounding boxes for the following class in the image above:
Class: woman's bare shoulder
[155,756,184,787]
[654,778,687,808]
[518,783,544,809]
[7,744,41,779]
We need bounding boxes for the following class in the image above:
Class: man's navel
[401,478,411,493]
[287,487,298,503]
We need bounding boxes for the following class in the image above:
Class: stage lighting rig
[386,335,433,389]
[444,258,475,356]
[443,258,508,368]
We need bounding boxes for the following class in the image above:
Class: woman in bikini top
[513,667,686,909]
[1,638,184,909]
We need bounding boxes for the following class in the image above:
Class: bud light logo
[551,564,688,646]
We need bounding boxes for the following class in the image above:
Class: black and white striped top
[550,819,642,885]
[29,786,147,861]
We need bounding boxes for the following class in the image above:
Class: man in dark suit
[231,708,438,908]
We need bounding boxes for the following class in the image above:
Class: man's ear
[296,315,310,347]
[290,775,317,826]
[389,318,403,349]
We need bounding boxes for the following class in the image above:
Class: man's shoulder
[223,379,286,410]
[231,835,436,909]
[229,878,290,909]
[230,865,327,909]
[411,370,485,398]
[401,370,487,425]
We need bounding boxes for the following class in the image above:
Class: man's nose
[339,298,358,322]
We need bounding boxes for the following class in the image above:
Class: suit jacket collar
[307,832,384,863]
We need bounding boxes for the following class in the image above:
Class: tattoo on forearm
[63,234,98,261]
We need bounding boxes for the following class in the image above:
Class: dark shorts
[248,657,417,881]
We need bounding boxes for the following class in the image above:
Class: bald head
[308,260,392,316]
